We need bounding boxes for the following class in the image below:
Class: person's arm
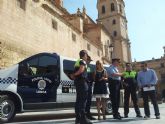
[101,70,108,81]
[137,72,142,88]
[74,65,85,76]
[150,70,158,85]
[111,73,123,77]
[109,68,122,77]
[70,60,86,80]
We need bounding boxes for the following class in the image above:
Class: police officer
[70,50,92,124]
[123,63,142,118]
[107,58,123,120]
[85,56,96,120]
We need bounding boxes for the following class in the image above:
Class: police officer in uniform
[85,56,96,120]
[123,63,142,118]
[107,58,123,120]
[70,50,92,124]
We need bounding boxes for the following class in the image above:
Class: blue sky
[63,0,165,61]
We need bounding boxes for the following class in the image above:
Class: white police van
[0,53,112,122]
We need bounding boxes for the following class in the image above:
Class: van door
[17,54,60,110]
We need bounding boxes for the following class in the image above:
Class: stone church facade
[0,0,131,68]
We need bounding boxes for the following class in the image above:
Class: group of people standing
[71,50,160,124]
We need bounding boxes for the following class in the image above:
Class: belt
[109,78,120,81]
[143,84,155,87]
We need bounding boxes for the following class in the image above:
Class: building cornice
[97,13,127,22]
[45,0,70,15]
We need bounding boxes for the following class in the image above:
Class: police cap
[79,50,88,58]
[112,58,120,63]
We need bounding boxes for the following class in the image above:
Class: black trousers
[142,89,160,116]
[74,79,88,119]
[108,79,121,117]
[85,82,93,114]
[124,85,141,116]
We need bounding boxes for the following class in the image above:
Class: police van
[0,52,112,122]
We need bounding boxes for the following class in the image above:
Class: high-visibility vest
[74,59,81,68]
[74,59,87,78]
[123,71,136,79]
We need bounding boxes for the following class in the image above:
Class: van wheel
[105,99,112,114]
[0,95,16,123]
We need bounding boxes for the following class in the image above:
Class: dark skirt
[93,80,108,95]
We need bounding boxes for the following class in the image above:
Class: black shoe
[156,116,160,119]
[75,119,80,124]
[144,115,150,119]
[114,115,122,120]
[136,115,142,118]
[86,114,96,120]
[118,115,123,118]
[124,115,128,118]
[80,116,93,124]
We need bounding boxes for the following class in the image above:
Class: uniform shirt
[123,71,137,85]
[74,59,87,79]
[137,68,158,87]
[107,65,121,81]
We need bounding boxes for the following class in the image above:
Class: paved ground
[7,103,165,124]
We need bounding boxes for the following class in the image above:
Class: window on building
[119,4,122,13]
[17,0,27,10]
[111,3,115,12]
[112,19,116,25]
[161,63,165,68]
[113,31,117,37]
[102,5,106,14]
[72,33,76,42]
[107,40,110,45]
[161,73,165,83]
[87,43,91,51]
[52,19,58,30]
[97,50,100,57]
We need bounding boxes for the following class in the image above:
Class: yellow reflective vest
[123,71,136,79]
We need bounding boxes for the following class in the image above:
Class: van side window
[19,55,58,77]
[38,56,58,75]
[63,60,75,78]
[19,57,39,77]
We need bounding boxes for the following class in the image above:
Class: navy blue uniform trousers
[85,82,93,114]
[75,79,88,119]
[124,84,141,116]
[108,79,121,117]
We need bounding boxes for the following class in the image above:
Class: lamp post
[163,46,165,57]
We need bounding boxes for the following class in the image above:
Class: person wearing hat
[107,58,123,120]
[85,56,96,120]
[123,63,142,118]
[70,50,92,124]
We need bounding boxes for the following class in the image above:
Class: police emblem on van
[36,80,47,94]
[38,80,46,90]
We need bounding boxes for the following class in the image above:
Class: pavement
[7,103,165,124]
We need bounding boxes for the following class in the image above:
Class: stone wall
[0,0,103,68]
